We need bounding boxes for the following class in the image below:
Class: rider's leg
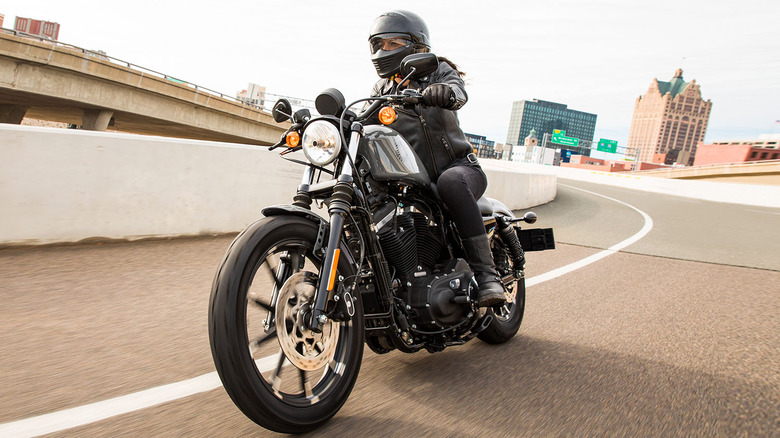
[436,164,506,307]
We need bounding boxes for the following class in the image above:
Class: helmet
[368,10,431,78]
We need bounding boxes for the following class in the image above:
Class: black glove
[422,83,454,108]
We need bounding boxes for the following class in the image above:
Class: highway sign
[597,138,618,153]
[551,131,579,147]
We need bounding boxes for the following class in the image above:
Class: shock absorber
[495,216,525,271]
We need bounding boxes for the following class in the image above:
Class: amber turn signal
[378,106,397,125]
[286,131,300,147]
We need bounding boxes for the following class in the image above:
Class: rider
[368,10,506,307]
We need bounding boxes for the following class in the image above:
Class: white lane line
[0,184,653,438]
[527,184,654,287]
[0,356,281,438]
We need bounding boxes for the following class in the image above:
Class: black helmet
[368,10,431,78]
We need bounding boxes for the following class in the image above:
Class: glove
[422,83,454,108]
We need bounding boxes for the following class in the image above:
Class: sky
[3,0,779,147]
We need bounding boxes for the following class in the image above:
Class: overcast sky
[4,0,779,146]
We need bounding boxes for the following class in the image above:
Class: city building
[236,83,266,109]
[511,129,537,163]
[465,132,495,158]
[13,16,60,40]
[505,99,597,148]
[562,155,666,172]
[693,134,780,166]
[627,69,712,166]
[1,13,5,28]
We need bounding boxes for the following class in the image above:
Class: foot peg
[472,314,493,334]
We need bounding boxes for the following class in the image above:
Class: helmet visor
[369,34,413,54]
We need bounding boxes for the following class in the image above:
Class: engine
[376,210,475,331]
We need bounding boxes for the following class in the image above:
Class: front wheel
[478,234,526,344]
[209,215,364,433]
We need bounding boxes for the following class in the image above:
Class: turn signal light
[286,131,300,147]
[378,106,397,125]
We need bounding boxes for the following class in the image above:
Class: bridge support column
[0,104,28,124]
[82,109,114,131]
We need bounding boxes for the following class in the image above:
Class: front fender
[262,204,327,224]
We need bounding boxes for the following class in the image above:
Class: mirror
[272,99,292,123]
[399,53,439,79]
[293,108,311,124]
[315,88,346,116]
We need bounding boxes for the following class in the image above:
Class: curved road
[1,179,778,437]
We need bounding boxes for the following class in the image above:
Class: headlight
[302,121,342,166]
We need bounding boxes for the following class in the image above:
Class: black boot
[462,235,506,307]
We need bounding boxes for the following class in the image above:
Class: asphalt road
[1,180,778,437]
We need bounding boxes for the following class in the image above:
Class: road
[1,179,778,437]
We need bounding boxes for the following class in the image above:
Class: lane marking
[0,183,653,438]
[527,184,654,287]
[0,356,281,438]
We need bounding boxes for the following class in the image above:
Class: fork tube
[309,123,362,332]
[292,166,316,209]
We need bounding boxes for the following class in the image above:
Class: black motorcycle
[208,53,554,433]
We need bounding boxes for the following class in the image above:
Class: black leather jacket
[370,62,474,180]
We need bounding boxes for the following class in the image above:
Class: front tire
[209,215,364,433]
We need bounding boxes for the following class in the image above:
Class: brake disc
[275,271,340,371]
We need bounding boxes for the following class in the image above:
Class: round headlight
[302,121,342,166]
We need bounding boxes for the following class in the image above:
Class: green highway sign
[551,131,579,147]
[597,138,618,153]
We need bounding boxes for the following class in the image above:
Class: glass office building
[505,99,597,147]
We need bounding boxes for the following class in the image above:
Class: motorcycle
[208,53,555,433]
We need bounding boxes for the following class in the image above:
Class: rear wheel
[478,235,525,344]
[209,216,364,433]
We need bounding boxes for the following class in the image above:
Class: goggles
[369,34,413,54]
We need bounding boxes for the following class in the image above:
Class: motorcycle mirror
[292,108,311,124]
[399,53,439,79]
[272,99,293,123]
[523,212,538,224]
[315,88,346,116]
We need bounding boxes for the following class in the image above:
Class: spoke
[271,349,286,393]
[249,328,277,356]
[299,369,312,397]
[259,255,284,290]
[248,292,273,311]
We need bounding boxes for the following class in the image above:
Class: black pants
[436,161,487,239]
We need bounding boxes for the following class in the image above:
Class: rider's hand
[422,83,454,108]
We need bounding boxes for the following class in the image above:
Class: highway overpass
[0,29,286,145]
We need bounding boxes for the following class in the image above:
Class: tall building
[236,83,266,109]
[505,99,597,148]
[13,16,60,40]
[627,69,712,165]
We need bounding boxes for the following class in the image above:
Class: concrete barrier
[484,160,780,209]
[0,125,556,245]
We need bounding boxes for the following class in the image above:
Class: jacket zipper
[440,136,455,161]
[436,110,456,161]
[418,112,440,178]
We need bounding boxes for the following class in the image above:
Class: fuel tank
[359,125,431,187]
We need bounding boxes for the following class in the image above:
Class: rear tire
[478,233,525,344]
[209,215,364,433]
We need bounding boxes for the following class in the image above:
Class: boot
[461,235,507,307]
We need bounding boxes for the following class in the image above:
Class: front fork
[309,123,363,332]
